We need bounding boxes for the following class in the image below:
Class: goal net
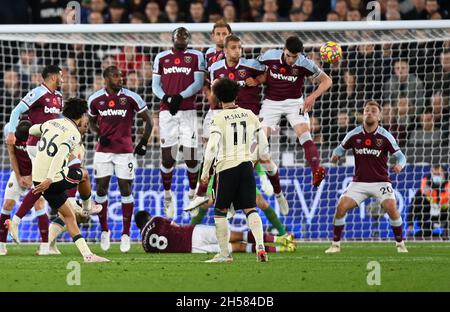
[1,22,449,242]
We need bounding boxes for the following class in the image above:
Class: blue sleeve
[151,74,166,100]
[393,150,407,169]
[7,101,29,133]
[180,71,205,98]
[332,145,346,157]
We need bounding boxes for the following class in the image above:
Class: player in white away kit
[28,98,108,263]
[202,78,271,263]
[258,36,332,187]
[89,66,152,253]
[326,101,408,253]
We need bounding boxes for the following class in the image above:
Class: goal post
[0,21,449,242]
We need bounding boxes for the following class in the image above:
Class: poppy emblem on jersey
[120,97,127,105]
[52,98,57,105]
[280,67,286,74]
[184,56,192,64]
[108,100,115,108]
[228,72,236,80]
[238,69,246,78]
[376,138,383,147]
[174,58,181,65]
[292,68,299,75]
[365,139,372,146]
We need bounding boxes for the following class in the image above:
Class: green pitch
[1,243,449,292]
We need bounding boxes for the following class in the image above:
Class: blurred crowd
[0,0,449,24]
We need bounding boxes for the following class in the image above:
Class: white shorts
[191,224,232,253]
[202,109,223,139]
[260,98,309,128]
[93,152,136,180]
[340,182,396,206]
[159,110,198,148]
[26,145,38,163]
[4,172,28,202]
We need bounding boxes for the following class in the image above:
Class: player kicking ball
[326,101,408,254]
[200,78,274,263]
[24,98,109,263]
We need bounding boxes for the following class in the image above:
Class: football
[320,41,342,64]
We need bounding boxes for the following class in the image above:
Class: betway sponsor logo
[354,148,382,157]
[163,66,192,75]
[99,109,127,117]
[269,70,298,82]
[44,106,61,114]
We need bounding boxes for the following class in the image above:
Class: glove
[169,94,183,116]
[134,138,148,156]
[99,136,111,147]
[162,94,170,103]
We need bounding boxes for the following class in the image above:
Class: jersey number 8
[149,234,168,250]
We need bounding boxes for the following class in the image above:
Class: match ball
[320,41,342,64]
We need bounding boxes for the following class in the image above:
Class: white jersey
[30,118,81,183]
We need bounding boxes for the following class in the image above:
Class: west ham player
[89,66,152,253]
[5,65,64,250]
[0,120,48,255]
[325,101,408,253]
[135,211,296,254]
[191,34,288,215]
[258,36,332,187]
[152,27,205,218]
[24,98,108,263]
[201,78,271,263]
[205,19,231,70]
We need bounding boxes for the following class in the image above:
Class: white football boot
[5,217,20,244]
[325,241,341,254]
[84,254,110,263]
[184,195,209,212]
[164,191,175,218]
[275,193,289,216]
[100,230,111,251]
[0,242,7,256]
[259,174,274,197]
[396,241,408,253]
[36,243,50,256]
[205,253,233,263]
[120,234,131,253]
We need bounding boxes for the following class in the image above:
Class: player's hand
[200,175,209,186]
[20,175,32,189]
[162,94,170,103]
[33,178,52,194]
[99,136,111,147]
[134,139,148,156]
[6,132,16,145]
[303,95,317,114]
[331,155,340,164]
[245,77,258,87]
[392,164,402,174]
[169,94,183,115]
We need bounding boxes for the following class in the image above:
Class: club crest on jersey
[120,97,127,105]
[292,68,299,75]
[376,139,383,147]
[238,69,246,78]
[184,56,192,64]
[8,182,13,188]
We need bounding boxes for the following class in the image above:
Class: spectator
[426,49,450,99]
[90,0,109,19]
[165,0,180,23]
[335,0,348,21]
[241,0,263,22]
[130,12,145,23]
[188,0,206,23]
[209,11,224,23]
[348,0,363,11]
[88,11,105,24]
[128,0,147,15]
[101,54,118,72]
[383,59,425,109]
[116,46,150,79]
[61,74,78,98]
[262,11,278,22]
[0,0,30,24]
[29,0,68,24]
[407,164,450,239]
[126,70,143,93]
[301,0,315,21]
[291,0,303,10]
[289,8,303,22]
[430,92,450,145]
[385,9,402,20]
[107,0,129,23]
[326,10,340,21]
[1,69,22,131]
[145,1,168,23]
[431,11,443,19]
[14,43,41,90]
[394,96,412,147]
[223,2,237,23]
[404,0,427,19]
[380,102,402,145]
[263,0,279,17]
[426,0,440,18]
[347,9,362,21]
[327,110,351,146]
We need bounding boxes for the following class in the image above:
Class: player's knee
[80,168,89,182]
[298,131,312,145]
[34,198,46,211]
[118,180,132,196]
[256,196,267,209]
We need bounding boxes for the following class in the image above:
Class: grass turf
[0,242,449,292]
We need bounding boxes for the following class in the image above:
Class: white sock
[74,237,92,257]
[49,223,65,244]
[0,242,6,249]
[245,244,253,253]
[164,190,172,197]
[214,217,231,256]
[247,211,264,251]
[12,215,21,224]
[81,196,91,211]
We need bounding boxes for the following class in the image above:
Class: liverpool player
[325,101,408,253]
[5,65,64,250]
[88,66,152,253]
[258,36,332,187]
[135,210,296,254]
[152,27,205,218]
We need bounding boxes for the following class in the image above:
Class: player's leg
[290,110,326,188]
[77,167,100,213]
[189,175,215,225]
[117,178,134,253]
[181,110,200,200]
[34,198,50,256]
[382,198,407,252]
[8,191,42,242]
[255,163,274,196]
[243,243,295,253]
[325,196,359,254]
[256,188,288,236]
[0,199,15,255]
[183,146,199,200]
[93,152,114,251]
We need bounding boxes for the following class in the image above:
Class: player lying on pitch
[135,210,296,254]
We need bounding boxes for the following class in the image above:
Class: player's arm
[5,102,29,144]
[303,71,332,113]
[244,59,267,87]
[201,129,221,183]
[135,108,153,156]
[6,142,25,186]
[385,130,406,174]
[331,131,353,163]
